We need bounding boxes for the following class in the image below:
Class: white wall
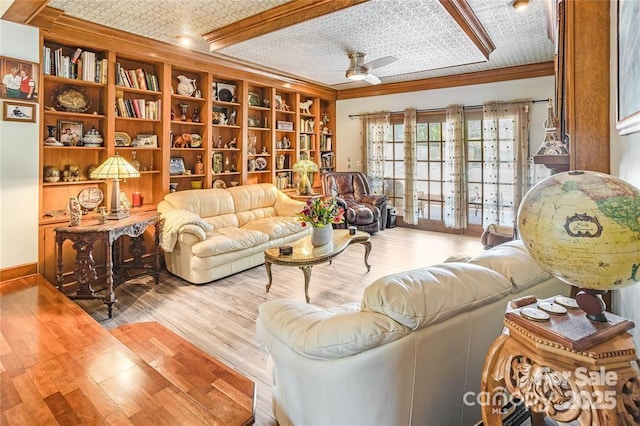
[609,4,640,350]
[0,19,40,270]
[335,76,555,171]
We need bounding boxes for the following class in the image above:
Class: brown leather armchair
[321,171,387,233]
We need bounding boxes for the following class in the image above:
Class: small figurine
[300,99,313,115]
[262,146,268,154]
[262,98,270,108]
[172,133,192,148]
[228,137,237,149]
[178,103,188,121]
[227,110,237,126]
[216,135,223,148]
[191,108,201,123]
[69,197,82,227]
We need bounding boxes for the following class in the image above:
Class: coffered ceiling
[12,0,555,90]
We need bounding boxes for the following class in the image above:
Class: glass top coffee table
[264,229,371,303]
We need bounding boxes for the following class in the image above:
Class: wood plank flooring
[26,227,483,425]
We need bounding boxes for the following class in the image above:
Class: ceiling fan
[345,52,397,85]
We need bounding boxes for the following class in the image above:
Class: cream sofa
[256,240,570,426]
[157,183,310,284]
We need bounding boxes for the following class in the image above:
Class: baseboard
[0,262,38,283]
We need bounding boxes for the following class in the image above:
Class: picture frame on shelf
[169,157,186,175]
[135,134,158,148]
[248,91,260,107]
[3,101,35,122]
[57,120,83,146]
[1,56,39,102]
[212,106,228,125]
[616,0,640,135]
[247,116,261,128]
[212,153,223,173]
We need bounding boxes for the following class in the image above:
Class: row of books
[116,63,159,91]
[299,134,313,151]
[321,152,335,169]
[320,134,333,151]
[43,46,107,83]
[115,98,161,120]
[300,118,315,133]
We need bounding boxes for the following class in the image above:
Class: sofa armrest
[359,194,388,228]
[274,193,306,217]
[178,224,207,243]
[257,299,410,360]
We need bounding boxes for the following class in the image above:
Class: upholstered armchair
[321,171,387,233]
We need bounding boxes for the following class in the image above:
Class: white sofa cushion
[258,300,411,360]
[242,216,305,240]
[361,262,513,330]
[191,228,269,257]
[466,239,552,291]
[158,188,235,218]
[228,184,280,225]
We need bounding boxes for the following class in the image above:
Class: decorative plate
[114,131,132,146]
[190,134,203,148]
[255,157,267,170]
[213,179,227,189]
[78,187,104,210]
[52,85,91,113]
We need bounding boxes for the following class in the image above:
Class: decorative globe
[518,171,640,295]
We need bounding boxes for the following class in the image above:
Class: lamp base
[107,211,129,220]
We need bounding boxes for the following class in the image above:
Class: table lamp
[90,153,140,219]
[292,159,318,195]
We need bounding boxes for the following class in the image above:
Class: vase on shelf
[131,150,141,171]
[68,197,82,227]
[311,225,333,247]
[195,154,204,174]
[178,103,188,121]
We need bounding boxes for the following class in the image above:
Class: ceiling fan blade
[362,56,397,71]
[364,73,381,85]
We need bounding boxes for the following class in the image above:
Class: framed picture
[248,91,260,107]
[57,120,83,146]
[1,56,39,102]
[214,82,236,103]
[212,152,223,173]
[248,116,261,128]
[617,0,640,135]
[3,101,35,122]
[169,157,186,175]
[136,134,157,148]
[212,106,227,124]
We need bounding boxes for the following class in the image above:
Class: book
[71,47,82,64]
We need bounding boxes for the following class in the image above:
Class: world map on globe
[518,171,640,292]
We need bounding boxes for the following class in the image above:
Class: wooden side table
[287,192,323,202]
[55,211,160,318]
[481,296,640,425]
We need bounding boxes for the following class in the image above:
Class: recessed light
[178,36,192,47]
[511,0,529,11]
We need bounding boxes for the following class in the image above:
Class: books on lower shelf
[321,152,334,169]
[43,45,108,83]
[320,134,332,151]
[115,97,161,119]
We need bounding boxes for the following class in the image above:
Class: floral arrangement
[296,197,345,228]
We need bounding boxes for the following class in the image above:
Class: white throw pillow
[466,240,552,291]
[361,263,513,330]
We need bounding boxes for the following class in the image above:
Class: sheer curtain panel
[443,104,467,229]
[403,108,418,225]
[361,112,390,195]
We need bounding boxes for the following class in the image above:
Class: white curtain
[443,104,467,229]
[403,108,418,225]
[361,112,390,195]
[482,101,532,227]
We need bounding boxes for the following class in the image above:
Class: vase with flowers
[296,197,345,246]
[292,159,319,195]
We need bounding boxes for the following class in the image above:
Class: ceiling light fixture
[511,0,529,11]
[346,70,368,81]
[178,35,192,47]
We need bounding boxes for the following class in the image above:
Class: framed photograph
[136,134,157,148]
[212,152,223,173]
[617,0,640,135]
[57,120,83,146]
[248,116,261,128]
[169,157,186,175]
[1,56,39,102]
[3,101,35,122]
[215,82,236,103]
[248,91,260,107]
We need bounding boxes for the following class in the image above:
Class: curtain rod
[348,98,549,118]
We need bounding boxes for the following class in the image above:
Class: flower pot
[311,225,333,247]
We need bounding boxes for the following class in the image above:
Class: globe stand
[575,289,608,322]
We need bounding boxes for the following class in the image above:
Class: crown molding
[203,0,368,51]
[1,0,51,25]
[336,62,554,100]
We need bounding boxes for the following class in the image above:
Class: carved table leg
[56,234,65,291]
[481,333,509,426]
[153,221,160,285]
[361,241,372,272]
[299,265,313,303]
[265,261,273,293]
[104,239,116,318]
[71,235,98,298]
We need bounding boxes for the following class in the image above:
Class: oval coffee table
[264,229,371,303]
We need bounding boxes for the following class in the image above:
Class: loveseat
[157,183,310,284]
[256,240,570,425]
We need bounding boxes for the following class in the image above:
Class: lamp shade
[90,154,140,179]
[292,159,319,174]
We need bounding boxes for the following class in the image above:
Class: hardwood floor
[68,227,484,425]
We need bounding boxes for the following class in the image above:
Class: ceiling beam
[336,62,554,100]
[438,0,495,60]
[1,0,50,24]
[203,0,368,51]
